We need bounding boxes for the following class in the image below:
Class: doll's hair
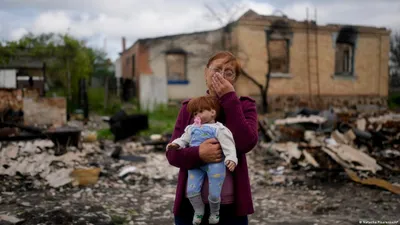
[187,95,221,116]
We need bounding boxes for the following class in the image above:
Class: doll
[166,95,237,225]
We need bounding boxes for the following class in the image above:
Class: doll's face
[194,109,216,124]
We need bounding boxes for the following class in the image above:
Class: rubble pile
[258,108,400,194]
[0,138,178,192]
[0,140,95,189]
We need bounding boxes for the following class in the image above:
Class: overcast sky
[1,0,399,60]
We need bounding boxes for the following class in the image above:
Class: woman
[166,51,258,225]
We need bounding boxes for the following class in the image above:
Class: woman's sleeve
[165,105,204,169]
[218,91,258,155]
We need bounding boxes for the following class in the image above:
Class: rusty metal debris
[259,108,400,194]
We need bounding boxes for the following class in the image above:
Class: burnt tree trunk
[240,69,269,114]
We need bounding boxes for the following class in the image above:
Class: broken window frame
[265,23,293,78]
[332,27,358,77]
[165,49,188,85]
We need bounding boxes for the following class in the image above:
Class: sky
[1,0,399,61]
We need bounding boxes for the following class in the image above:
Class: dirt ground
[1,144,399,225]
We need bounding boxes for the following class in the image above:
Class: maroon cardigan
[166,91,259,216]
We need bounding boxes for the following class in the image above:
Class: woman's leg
[218,204,249,225]
[174,215,194,225]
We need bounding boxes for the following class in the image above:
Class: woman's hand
[199,138,223,163]
[212,73,235,97]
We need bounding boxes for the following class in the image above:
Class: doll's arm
[168,125,192,150]
[216,124,238,166]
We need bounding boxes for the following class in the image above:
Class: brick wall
[0,89,23,112]
[23,97,67,126]
[233,18,390,110]
[120,42,152,79]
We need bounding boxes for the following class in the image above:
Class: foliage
[0,32,111,105]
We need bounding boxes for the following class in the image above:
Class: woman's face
[204,57,236,93]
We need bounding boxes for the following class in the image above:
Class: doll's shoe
[192,213,203,225]
[208,214,220,224]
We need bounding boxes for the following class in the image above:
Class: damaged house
[0,55,67,127]
[117,9,391,111]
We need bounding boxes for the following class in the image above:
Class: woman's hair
[206,51,241,79]
[187,95,221,116]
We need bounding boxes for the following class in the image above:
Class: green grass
[95,104,179,139]
[96,128,114,140]
[87,87,123,115]
[48,87,180,137]
[138,104,179,136]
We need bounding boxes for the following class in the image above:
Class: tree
[390,32,400,88]
[0,32,107,101]
[204,1,273,113]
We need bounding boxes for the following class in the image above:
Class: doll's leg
[206,161,226,224]
[187,168,206,225]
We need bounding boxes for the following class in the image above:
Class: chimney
[122,37,126,52]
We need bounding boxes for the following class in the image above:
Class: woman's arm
[165,105,203,170]
[218,91,258,155]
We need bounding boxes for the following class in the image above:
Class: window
[333,26,358,76]
[266,19,292,76]
[268,39,289,74]
[165,49,187,84]
[335,43,353,74]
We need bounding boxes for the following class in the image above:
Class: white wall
[139,74,168,112]
[114,57,122,78]
[146,30,224,100]
[0,69,17,88]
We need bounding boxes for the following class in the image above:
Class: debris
[119,155,146,162]
[356,118,367,131]
[0,214,24,224]
[322,145,382,173]
[106,110,149,142]
[70,168,101,187]
[83,131,97,142]
[269,142,302,163]
[110,145,146,162]
[46,168,74,188]
[274,115,326,125]
[345,169,400,195]
[258,109,400,191]
[119,166,137,178]
[302,150,320,168]
[331,130,348,144]
[150,134,162,141]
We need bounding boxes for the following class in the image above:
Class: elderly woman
[166,51,258,225]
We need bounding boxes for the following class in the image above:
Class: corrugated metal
[0,69,17,88]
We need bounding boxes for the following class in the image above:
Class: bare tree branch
[204,3,225,25]
[203,0,271,113]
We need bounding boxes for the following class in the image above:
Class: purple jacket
[166,91,259,216]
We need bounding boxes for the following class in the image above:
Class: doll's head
[187,96,221,124]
